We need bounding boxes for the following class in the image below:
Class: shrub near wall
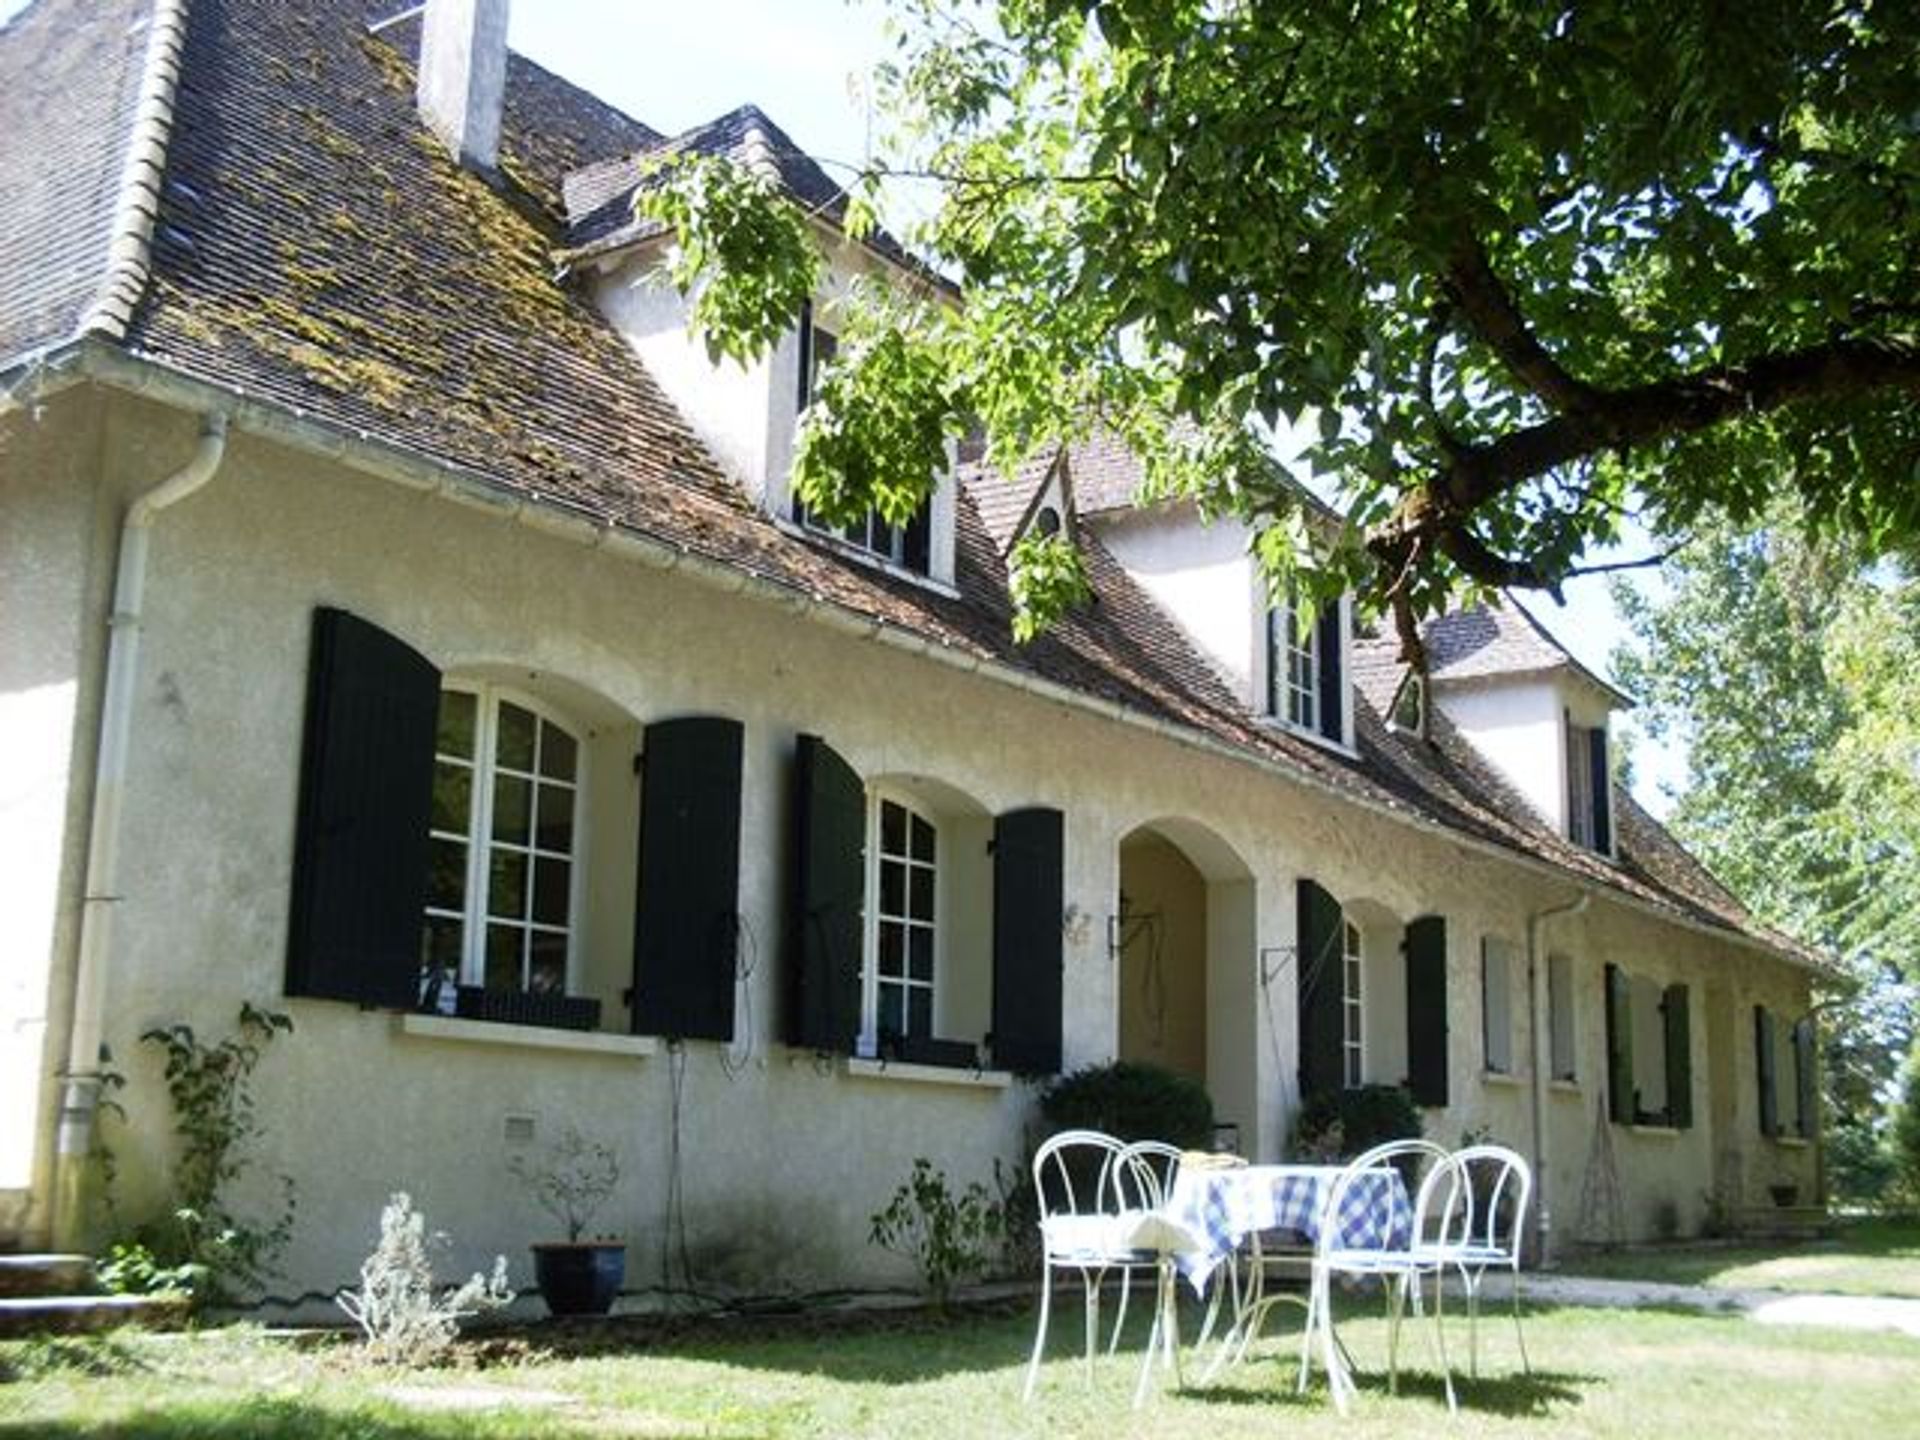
[1289,1083,1423,1159]
[1038,1062,1215,1149]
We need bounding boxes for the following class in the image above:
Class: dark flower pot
[531,1242,626,1317]
[1769,1183,1799,1208]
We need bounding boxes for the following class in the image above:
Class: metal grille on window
[1342,919,1363,1087]
[875,798,937,1041]
[422,688,578,1006]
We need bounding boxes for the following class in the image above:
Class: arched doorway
[1115,819,1257,1149]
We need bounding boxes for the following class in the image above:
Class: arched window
[422,683,582,1003]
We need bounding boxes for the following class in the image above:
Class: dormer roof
[1359,596,1634,709]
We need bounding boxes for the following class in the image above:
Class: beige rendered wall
[33,389,1816,1299]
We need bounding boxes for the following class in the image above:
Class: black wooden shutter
[796,299,814,410]
[902,505,933,576]
[1590,727,1612,853]
[632,716,745,1041]
[1315,602,1344,743]
[1663,983,1692,1129]
[285,607,439,1008]
[1754,1005,1779,1137]
[1604,963,1634,1124]
[1296,878,1345,1101]
[990,807,1065,1075]
[1404,914,1450,1107]
[785,734,864,1052]
[1793,1016,1818,1140]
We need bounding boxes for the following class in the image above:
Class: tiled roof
[555,102,936,283]
[1363,594,1632,705]
[960,448,1061,551]
[0,0,160,364]
[0,0,1801,968]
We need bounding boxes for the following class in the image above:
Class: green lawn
[2,1292,1916,1440]
[1556,1215,1920,1298]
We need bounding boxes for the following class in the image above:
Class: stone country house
[0,0,1827,1306]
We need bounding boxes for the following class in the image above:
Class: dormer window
[794,300,933,576]
[1266,592,1347,746]
[1566,715,1613,854]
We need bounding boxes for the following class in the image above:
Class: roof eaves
[75,0,190,344]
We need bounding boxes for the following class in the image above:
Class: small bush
[1289,1084,1423,1159]
[868,1159,1002,1312]
[336,1193,512,1366]
[1038,1061,1214,1149]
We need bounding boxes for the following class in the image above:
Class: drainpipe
[1525,891,1589,1269]
[52,413,230,1250]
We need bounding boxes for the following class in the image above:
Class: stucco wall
[1089,506,1259,705]
[14,388,1818,1299]
[1433,678,1566,832]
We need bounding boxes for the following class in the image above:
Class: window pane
[535,783,573,854]
[436,690,476,759]
[528,931,567,995]
[485,922,523,991]
[539,723,577,783]
[533,857,570,926]
[911,814,936,864]
[431,760,472,835]
[908,987,932,1037]
[489,849,528,919]
[881,800,906,856]
[877,984,904,1038]
[878,922,904,977]
[880,858,905,918]
[497,701,537,772]
[427,837,467,912]
[909,865,935,922]
[492,773,531,845]
[909,926,933,982]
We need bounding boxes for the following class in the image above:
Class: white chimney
[416,0,509,172]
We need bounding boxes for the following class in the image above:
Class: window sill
[773,517,960,599]
[1480,1069,1524,1088]
[396,1012,658,1060]
[1548,1078,1582,1094]
[1256,715,1359,761]
[1629,1123,1681,1139]
[1770,1134,1811,1149]
[844,1057,1013,1091]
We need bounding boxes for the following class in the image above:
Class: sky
[0,0,1683,809]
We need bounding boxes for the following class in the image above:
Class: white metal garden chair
[1023,1129,1190,1407]
[1298,1138,1466,1414]
[1412,1143,1533,1377]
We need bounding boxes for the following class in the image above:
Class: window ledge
[1548,1078,1582,1094]
[844,1057,1013,1090]
[396,1012,657,1060]
[1770,1134,1811,1149]
[1480,1069,1524,1088]
[1629,1123,1681,1139]
[772,517,960,599]
[1255,715,1359,761]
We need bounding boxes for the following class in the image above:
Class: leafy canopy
[641,1,1918,647]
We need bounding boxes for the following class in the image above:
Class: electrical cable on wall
[659,1039,697,1303]
[718,912,759,1082]
[1258,944,1296,1095]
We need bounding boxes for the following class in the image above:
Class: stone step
[0,1293,188,1339]
[0,1253,95,1299]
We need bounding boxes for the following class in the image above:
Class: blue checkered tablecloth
[1164,1163,1411,1292]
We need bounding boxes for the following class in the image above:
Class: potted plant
[508,1127,625,1317]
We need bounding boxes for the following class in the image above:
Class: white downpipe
[1525,891,1588,1268]
[52,413,230,1248]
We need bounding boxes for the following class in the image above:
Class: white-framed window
[1342,918,1364,1088]
[422,684,582,1000]
[1548,952,1577,1081]
[1269,596,1320,733]
[1566,717,1612,854]
[795,304,933,575]
[1482,936,1515,1074]
[863,791,939,1048]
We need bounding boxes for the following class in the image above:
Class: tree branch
[1443,235,1600,414]
[1563,544,1691,579]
